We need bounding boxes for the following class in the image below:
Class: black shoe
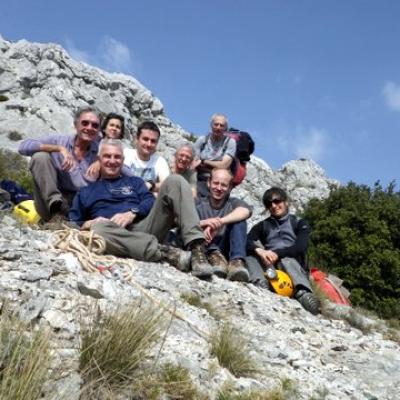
[296,290,320,315]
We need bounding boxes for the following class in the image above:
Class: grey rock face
[0,220,399,399]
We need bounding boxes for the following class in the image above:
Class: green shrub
[160,363,199,400]
[0,149,34,194]
[0,312,50,400]
[302,181,400,319]
[210,323,258,378]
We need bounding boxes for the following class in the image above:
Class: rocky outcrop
[1,216,399,399]
[0,36,338,220]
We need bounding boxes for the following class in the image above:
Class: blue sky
[1,1,400,186]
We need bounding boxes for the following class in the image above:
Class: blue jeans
[207,220,247,261]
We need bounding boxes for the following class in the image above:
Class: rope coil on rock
[49,226,209,339]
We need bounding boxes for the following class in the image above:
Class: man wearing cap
[18,106,101,221]
[246,187,320,314]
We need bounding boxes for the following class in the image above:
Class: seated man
[171,143,197,198]
[18,107,101,221]
[193,114,236,198]
[123,121,170,195]
[246,187,320,314]
[69,139,212,279]
[196,168,251,281]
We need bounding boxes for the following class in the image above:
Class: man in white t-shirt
[124,121,170,195]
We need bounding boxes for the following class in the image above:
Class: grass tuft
[210,323,258,378]
[80,301,166,393]
[181,292,221,320]
[0,312,50,400]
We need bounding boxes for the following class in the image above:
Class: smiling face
[99,143,124,179]
[75,112,100,143]
[136,129,160,160]
[208,169,233,202]
[267,197,289,219]
[174,146,194,173]
[104,118,123,139]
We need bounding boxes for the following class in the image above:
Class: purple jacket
[19,134,99,192]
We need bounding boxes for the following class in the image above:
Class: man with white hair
[69,139,213,279]
[18,106,101,221]
[171,143,197,197]
[193,114,236,197]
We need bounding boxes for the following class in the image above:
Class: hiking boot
[227,258,250,282]
[159,244,191,272]
[189,241,213,280]
[295,290,321,315]
[207,250,228,278]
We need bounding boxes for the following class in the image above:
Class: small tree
[302,181,400,319]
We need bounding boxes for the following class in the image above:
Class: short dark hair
[101,113,125,138]
[136,121,161,138]
[262,187,288,208]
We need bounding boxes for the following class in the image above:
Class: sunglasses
[266,199,283,208]
[81,120,100,129]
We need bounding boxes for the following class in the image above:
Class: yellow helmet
[13,200,41,224]
[266,270,294,297]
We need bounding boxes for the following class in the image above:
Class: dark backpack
[226,127,255,163]
[200,128,255,186]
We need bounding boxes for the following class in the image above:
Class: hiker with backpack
[193,114,255,197]
[193,114,236,197]
[246,187,321,315]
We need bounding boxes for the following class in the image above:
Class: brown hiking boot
[159,244,191,272]
[227,258,249,282]
[207,250,228,278]
[189,241,213,280]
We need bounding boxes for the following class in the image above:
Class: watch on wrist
[130,208,139,215]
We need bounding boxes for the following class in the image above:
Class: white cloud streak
[276,126,328,162]
[64,36,135,74]
[383,81,400,111]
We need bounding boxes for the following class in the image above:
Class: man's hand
[81,217,109,230]
[200,217,223,231]
[255,248,279,266]
[203,226,218,243]
[86,160,101,180]
[60,147,76,171]
[110,211,136,228]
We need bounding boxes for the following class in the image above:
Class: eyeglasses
[81,120,100,129]
[266,199,283,208]
[213,123,226,127]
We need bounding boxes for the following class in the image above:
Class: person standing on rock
[18,106,101,222]
[123,121,170,196]
[69,139,213,280]
[196,168,251,282]
[246,187,321,315]
[193,114,236,198]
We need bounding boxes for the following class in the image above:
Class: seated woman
[86,113,128,178]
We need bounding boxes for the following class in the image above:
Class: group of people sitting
[18,107,320,315]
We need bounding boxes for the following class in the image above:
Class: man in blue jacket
[69,139,212,279]
[246,187,320,314]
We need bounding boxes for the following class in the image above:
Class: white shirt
[123,149,170,183]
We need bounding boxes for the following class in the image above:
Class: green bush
[0,149,34,194]
[302,181,400,319]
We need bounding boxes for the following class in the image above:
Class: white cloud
[65,38,91,64]
[64,36,135,74]
[99,36,133,73]
[276,125,328,162]
[383,81,400,111]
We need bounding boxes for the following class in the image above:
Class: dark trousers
[207,220,247,261]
